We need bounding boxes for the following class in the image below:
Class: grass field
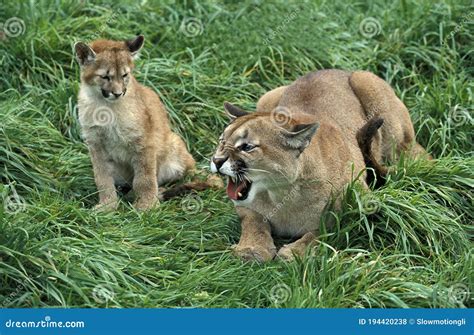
[0,0,472,308]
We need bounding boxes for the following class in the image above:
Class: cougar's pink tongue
[226,178,246,200]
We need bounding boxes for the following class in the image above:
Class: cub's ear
[125,35,145,59]
[74,42,96,66]
[224,102,249,119]
[281,122,320,153]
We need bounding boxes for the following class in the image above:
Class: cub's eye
[122,73,129,78]
[238,143,256,152]
[100,75,110,81]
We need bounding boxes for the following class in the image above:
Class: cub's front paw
[277,232,316,261]
[231,244,276,262]
[206,174,224,189]
[276,245,298,262]
[277,242,313,261]
[93,201,118,213]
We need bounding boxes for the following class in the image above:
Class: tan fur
[349,71,431,161]
[256,86,288,113]
[75,36,195,211]
[212,69,428,261]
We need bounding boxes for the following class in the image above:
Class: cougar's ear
[224,102,249,119]
[74,42,96,66]
[125,35,145,59]
[281,122,320,153]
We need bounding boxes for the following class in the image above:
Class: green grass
[0,0,472,308]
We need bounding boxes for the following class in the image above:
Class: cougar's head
[74,35,144,101]
[211,102,319,202]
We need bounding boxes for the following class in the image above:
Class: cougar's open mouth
[226,176,251,201]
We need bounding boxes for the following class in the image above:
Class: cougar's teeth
[231,176,236,183]
[237,192,242,197]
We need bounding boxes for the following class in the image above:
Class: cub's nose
[211,156,227,173]
[112,92,122,98]
[101,89,110,98]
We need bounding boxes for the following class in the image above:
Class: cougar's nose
[101,89,110,98]
[112,92,122,98]
[211,156,227,173]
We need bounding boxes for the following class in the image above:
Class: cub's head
[74,35,144,101]
[211,102,319,202]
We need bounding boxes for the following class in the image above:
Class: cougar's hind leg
[256,86,288,113]
[349,71,429,160]
[158,134,195,186]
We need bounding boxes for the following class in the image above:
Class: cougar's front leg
[132,148,158,210]
[232,206,276,262]
[89,144,118,211]
[277,232,317,261]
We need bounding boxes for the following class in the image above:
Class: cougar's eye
[100,75,110,81]
[238,143,256,152]
[122,73,129,78]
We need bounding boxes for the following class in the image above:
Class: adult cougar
[211,69,429,261]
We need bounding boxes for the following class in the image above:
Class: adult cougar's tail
[357,116,388,188]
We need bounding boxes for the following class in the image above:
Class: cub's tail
[357,116,388,188]
[160,175,223,200]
